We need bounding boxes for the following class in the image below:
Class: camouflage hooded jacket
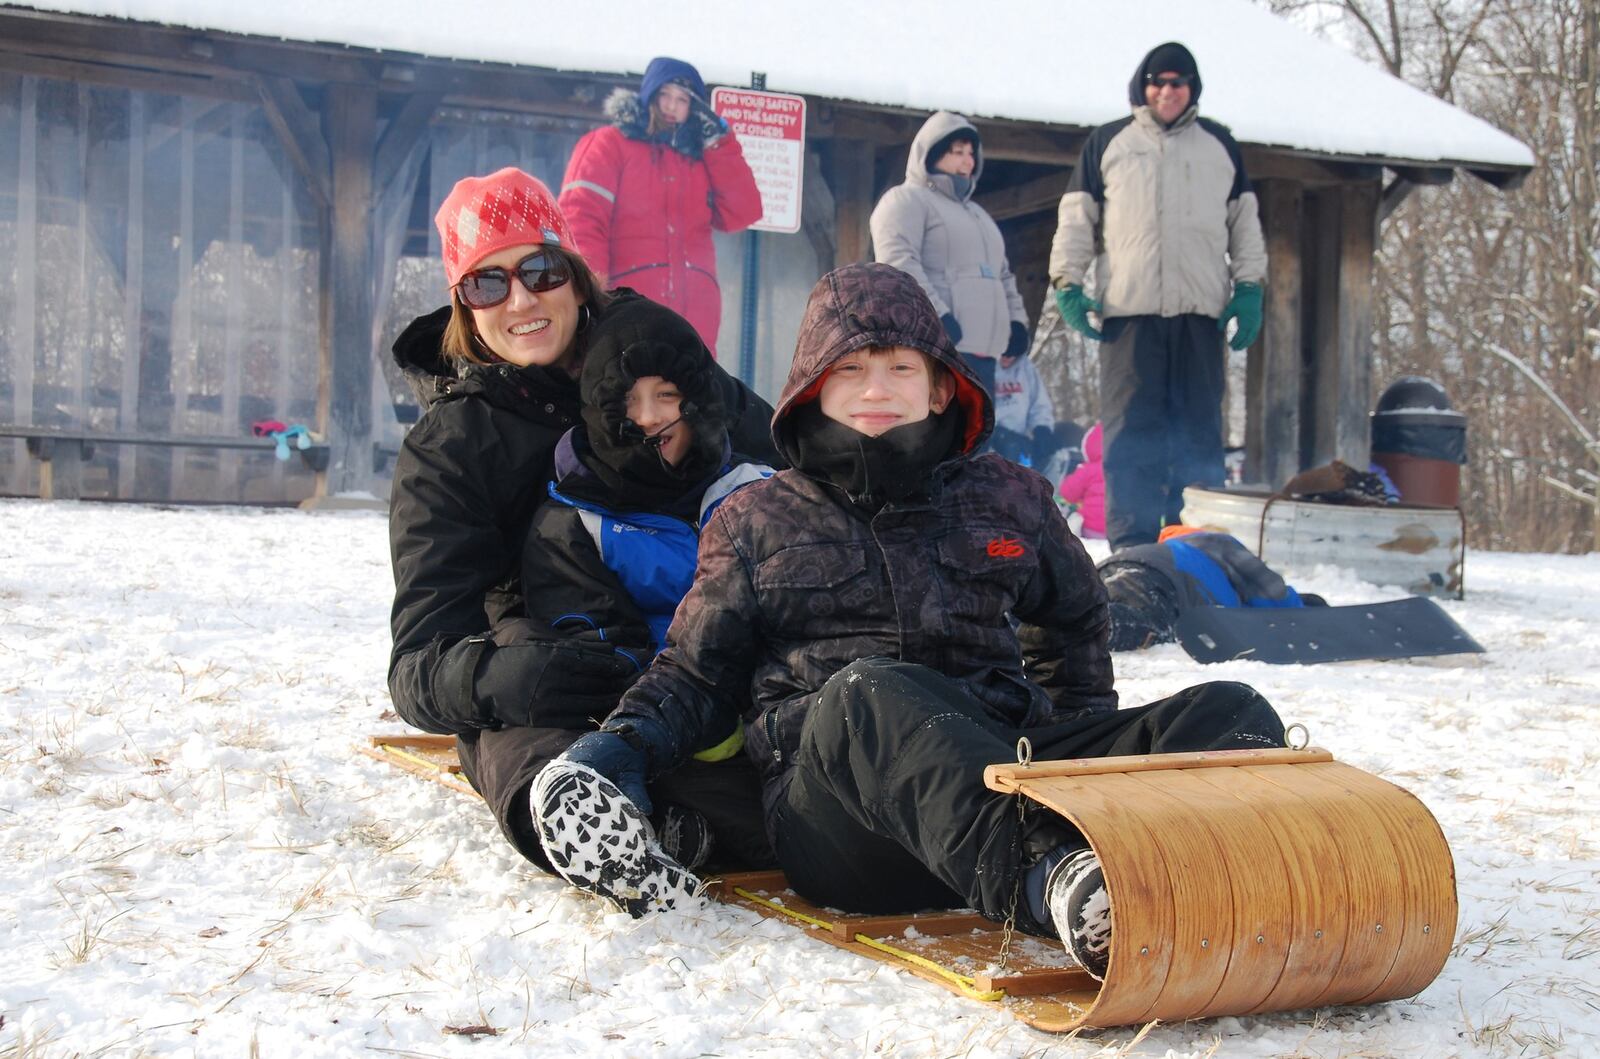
[609,263,1116,786]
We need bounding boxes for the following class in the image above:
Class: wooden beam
[1243,148,1386,186]
[1379,175,1416,224]
[973,125,1083,166]
[0,8,377,85]
[1390,166,1454,185]
[1248,179,1304,488]
[1304,180,1379,469]
[317,82,377,496]
[0,48,254,103]
[975,171,1069,222]
[1334,180,1378,467]
[800,148,838,274]
[1305,188,1342,468]
[823,108,922,144]
[256,76,332,207]
[829,138,875,267]
[1467,166,1529,190]
[373,90,442,197]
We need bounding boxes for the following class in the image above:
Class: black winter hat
[579,296,726,497]
[926,128,979,171]
[1128,41,1203,107]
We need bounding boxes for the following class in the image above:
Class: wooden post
[828,138,874,267]
[1304,180,1379,469]
[1249,179,1304,487]
[1334,180,1377,468]
[317,82,377,497]
[1304,189,1341,468]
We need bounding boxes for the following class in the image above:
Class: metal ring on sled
[984,746,1457,1029]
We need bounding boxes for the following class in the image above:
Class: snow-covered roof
[8,0,1535,170]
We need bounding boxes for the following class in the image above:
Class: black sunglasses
[455,250,572,310]
[1145,74,1193,89]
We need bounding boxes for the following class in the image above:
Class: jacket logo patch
[987,536,1025,558]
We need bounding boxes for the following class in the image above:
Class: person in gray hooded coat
[870,111,1029,396]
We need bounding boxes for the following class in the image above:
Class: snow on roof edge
[1,0,1536,171]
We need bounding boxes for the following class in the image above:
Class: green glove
[1219,281,1264,350]
[1053,284,1104,341]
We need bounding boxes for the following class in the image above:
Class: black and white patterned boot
[1045,847,1112,980]
[531,761,702,918]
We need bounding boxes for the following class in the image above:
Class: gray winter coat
[1048,104,1267,319]
[869,111,1027,357]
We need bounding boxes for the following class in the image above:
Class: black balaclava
[925,129,979,201]
[578,298,727,510]
[1126,41,1203,109]
[788,399,962,515]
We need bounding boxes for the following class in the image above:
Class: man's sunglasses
[455,251,572,310]
[1145,74,1193,89]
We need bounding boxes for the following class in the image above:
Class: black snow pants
[1099,314,1227,550]
[457,725,775,873]
[767,657,1283,927]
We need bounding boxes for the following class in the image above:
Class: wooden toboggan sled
[362,733,1457,1032]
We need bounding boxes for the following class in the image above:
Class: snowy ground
[1,499,1596,1058]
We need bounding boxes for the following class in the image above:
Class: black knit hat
[579,296,726,503]
[1128,41,1203,108]
[926,128,979,171]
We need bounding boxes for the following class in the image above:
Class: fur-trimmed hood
[604,87,653,140]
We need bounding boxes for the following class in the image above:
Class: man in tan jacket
[1049,42,1266,549]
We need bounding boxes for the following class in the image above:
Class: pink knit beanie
[434,167,574,288]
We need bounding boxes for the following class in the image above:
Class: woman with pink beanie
[1059,421,1106,538]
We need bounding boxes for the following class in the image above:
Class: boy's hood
[771,263,992,466]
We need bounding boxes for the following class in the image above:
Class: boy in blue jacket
[463,296,774,879]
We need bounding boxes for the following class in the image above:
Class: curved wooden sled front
[983,747,1458,1030]
[361,734,1458,1032]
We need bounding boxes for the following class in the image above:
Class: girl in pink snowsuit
[1059,421,1106,539]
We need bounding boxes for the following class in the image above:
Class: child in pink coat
[1059,421,1106,539]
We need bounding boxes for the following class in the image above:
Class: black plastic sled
[1173,596,1485,665]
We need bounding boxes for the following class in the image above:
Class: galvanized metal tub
[1179,486,1466,598]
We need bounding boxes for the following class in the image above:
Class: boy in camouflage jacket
[533,263,1284,978]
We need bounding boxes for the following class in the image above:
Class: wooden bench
[0,425,331,500]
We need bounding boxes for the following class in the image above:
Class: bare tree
[1265,0,1600,552]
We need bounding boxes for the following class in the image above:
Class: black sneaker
[653,804,715,872]
[1045,848,1111,980]
[531,761,701,918]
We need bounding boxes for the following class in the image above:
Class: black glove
[558,730,653,813]
[669,120,704,156]
[988,425,1028,462]
[940,313,963,346]
[476,637,642,730]
[1030,425,1058,468]
[692,98,730,147]
[559,714,674,814]
[1005,321,1031,359]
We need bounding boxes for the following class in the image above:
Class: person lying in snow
[1098,525,1323,651]
[529,262,1285,981]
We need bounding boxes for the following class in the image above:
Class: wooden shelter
[0,2,1532,503]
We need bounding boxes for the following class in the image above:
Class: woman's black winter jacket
[386,292,779,735]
